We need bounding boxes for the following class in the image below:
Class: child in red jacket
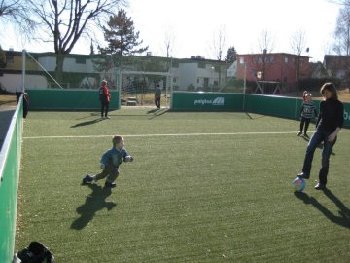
[98,80,111,119]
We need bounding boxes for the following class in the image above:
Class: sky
[1,0,342,62]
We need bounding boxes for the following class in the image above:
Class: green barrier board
[0,99,22,262]
[26,89,120,110]
[171,92,350,128]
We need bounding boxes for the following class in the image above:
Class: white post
[21,49,26,93]
[170,74,174,110]
[118,70,122,110]
[242,63,247,111]
[169,57,173,109]
[211,68,213,92]
[165,75,169,108]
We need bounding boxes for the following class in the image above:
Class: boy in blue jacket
[83,135,134,188]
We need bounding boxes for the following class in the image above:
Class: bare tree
[333,1,350,55]
[290,30,308,89]
[258,29,275,54]
[27,0,125,83]
[164,29,175,58]
[328,0,350,5]
[256,30,275,81]
[163,28,175,80]
[0,0,36,38]
[291,30,307,56]
[207,25,227,91]
[211,25,226,61]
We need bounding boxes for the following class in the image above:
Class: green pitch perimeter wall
[0,97,23,262]
[20,90,350,128]
[26,89,120,110]
[171,92,350,128]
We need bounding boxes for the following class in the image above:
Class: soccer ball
[292,176,306,192]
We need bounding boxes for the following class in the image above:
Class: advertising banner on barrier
[172,92,243,111]
[344,103,350,128]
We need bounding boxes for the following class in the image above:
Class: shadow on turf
[294,190,350,228]
[71,184,117,230]
[147,108,168,119]
[245,112,265,120]
[71,118,104,128]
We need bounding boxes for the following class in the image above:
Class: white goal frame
[118,70,174,108]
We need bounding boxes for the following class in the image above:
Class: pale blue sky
[2,0,341,62]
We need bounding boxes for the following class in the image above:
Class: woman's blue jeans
[302,129,335,185]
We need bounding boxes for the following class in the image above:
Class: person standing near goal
[99,80,111,119]
[297,83,344,190]
[83,135,134,188]
[155,84,161,109]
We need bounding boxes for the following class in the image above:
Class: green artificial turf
[16,108,350,262]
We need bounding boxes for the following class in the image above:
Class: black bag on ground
[16,241,54,263]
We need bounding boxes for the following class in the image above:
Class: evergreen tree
[99,9,148,56]
[225,46,237,63]
[0,45,6,68]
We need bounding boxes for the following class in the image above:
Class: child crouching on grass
[83,135,133,188]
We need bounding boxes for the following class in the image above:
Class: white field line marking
[23,130,309,139]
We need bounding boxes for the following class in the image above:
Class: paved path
[0,104,16,150]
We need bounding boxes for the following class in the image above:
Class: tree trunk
[54,53,65,88]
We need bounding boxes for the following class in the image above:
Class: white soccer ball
[292,176,306,192]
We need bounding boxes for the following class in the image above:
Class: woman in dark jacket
[297,82,344,190]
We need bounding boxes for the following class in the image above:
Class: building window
[267,55,274,63]
[285,56,288,63]
[6,52,14,64]
[172,61,179,68]
[198,62,205,68]
[203,78,209,88]
[239,57,244,64]
[75,57,86,64]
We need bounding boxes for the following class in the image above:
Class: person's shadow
[71,184,117,230]
[294,189,350,228]
[71,118,104,128]
[147,108,168,120]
